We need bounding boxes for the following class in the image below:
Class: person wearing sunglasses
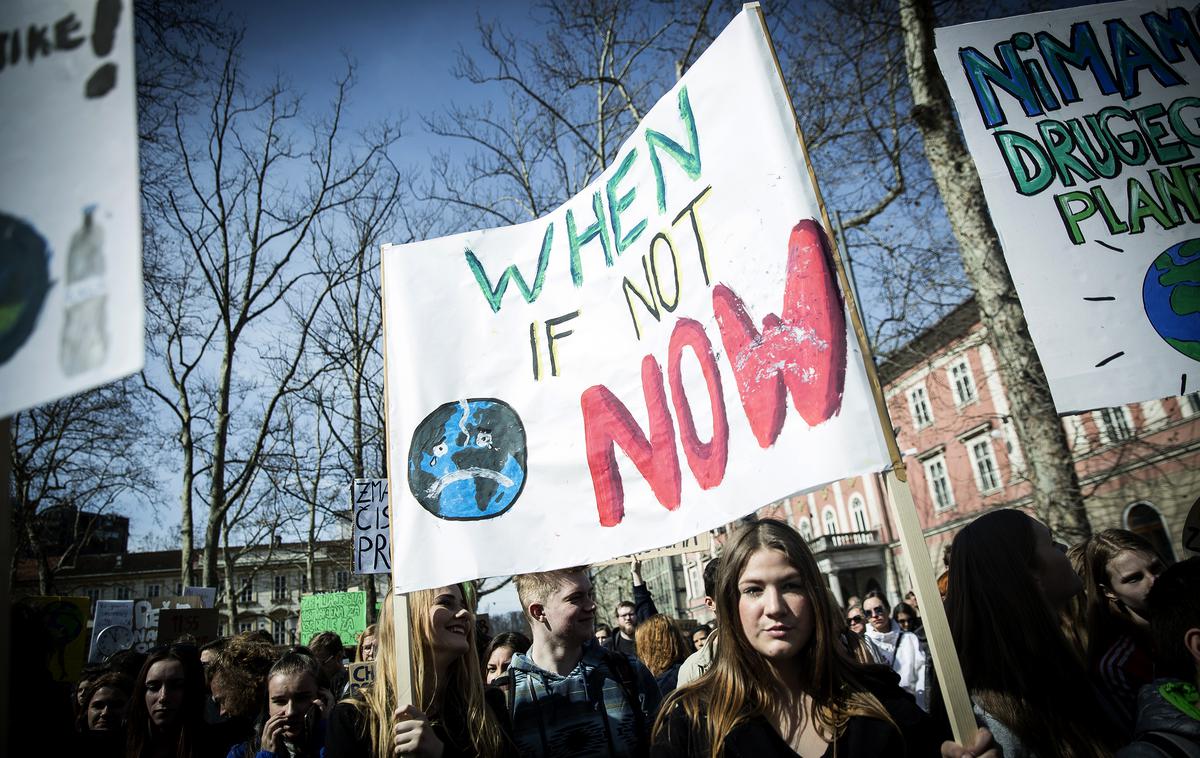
[862,591,929,712]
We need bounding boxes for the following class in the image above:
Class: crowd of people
[14,509,1200,756]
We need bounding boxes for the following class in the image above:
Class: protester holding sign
[946,509,1124,756]
[651,519,938,757]
[326,589,510,758]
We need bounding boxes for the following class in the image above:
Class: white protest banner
[381,7,892,593]
[935,1,1200,412]
[351,479,390,574]
[132,598,159,653]
[89,599,133,662]
[182,586,217,609]
[0,0,143,418]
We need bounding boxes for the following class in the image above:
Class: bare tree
[140,35,402,589]
[898,0,1089,539]
[8,379,153,594]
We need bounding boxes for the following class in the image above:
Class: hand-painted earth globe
[408,398,527,521]
[0,212,51,366]
[1143,238,1200,362]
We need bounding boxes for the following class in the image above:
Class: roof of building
[877,297,979,386]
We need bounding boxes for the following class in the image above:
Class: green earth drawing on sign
[1143,238,1200,362]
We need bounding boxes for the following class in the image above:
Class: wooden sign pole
[745,2,976,743]
[379,250,415,709]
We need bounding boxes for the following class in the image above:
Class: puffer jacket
[1116,679,1200,758]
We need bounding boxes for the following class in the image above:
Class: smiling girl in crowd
[326,587,511,757]
[651,518,937,757]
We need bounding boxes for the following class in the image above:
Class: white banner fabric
[936,1,1200,412]
[0,0,144,417]
[382,8,892,593]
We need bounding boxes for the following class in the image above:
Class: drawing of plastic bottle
[60,205,109,375]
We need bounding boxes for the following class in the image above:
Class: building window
[908,385,934,428]
[849,496,869,533]
[1124,502,1176,562]
[115,586,130,600]
[822,508,838,536]
[300,574,309,593]
[923,454,955,511]
[798,518,813,541]
[239,580,253,605]
[1095,407,1134,444]
[967,437,1002,493]
[174,582,184,596]
[273,619,287,645]
[336,571,349,592]
[146,584,160,598]
[237,621,252,634]
[86,588,102,606]
[273,575,288,602]
[948,359,977,406]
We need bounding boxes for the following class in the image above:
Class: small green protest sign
[300,591,367,647]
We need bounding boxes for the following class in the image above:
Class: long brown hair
[126,646,207,758]
[946,509,1120,757]
[1078,528,1162,667]
[635,614,690,677]
[348,589,505,758]
[653,519,895,756]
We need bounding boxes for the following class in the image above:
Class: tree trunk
[898,0,1090,540]
[179,412,195,588]
[203,344,235,588]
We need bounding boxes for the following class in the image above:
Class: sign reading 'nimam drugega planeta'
[381,8,892,593]
[935,1,1200,412]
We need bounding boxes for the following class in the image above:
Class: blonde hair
[355,624,378,663]
[654,519,895,756]
[635,615,689,676]
[514,566,588,620]
[348,589,504,758]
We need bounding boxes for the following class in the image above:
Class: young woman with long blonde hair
[651,519,937,757]
[325,586,511,757]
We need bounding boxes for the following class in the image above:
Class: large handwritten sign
[89,599,133,662]
[935,1,1200,412]
[23,595,88,681]
[380,8,892,593]
[0,0,144,417]
[300,591,367,646]
[352,479,390,574]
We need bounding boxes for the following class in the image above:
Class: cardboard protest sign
[182,587,217,609]
[0,0,143,417]
[22,596,88,681]
[157,608,220,646]
[935,1,1200,412]
[380,7,892,593]
[132,599,159,653]
[352,479,390,574]
[347,661,375,695]
[300,591,367,647]
[89,599,133,662]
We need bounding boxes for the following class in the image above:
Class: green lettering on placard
[646,86,702,214]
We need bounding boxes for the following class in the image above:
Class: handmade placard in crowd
[182,586,218,609]
[89,599,133,663]
[380,3,891,596]
[351,479,391,575]
[21,595,89,682]
[299,591,367,647]
[594,532,713,566]
[0,0,144,418]
[157,608,220,647]
[935,0,1200,412]
[347,661,376,695]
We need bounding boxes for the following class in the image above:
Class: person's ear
[1184,627,1200,668]
[704,596,715,612]
[528,602,546,625]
